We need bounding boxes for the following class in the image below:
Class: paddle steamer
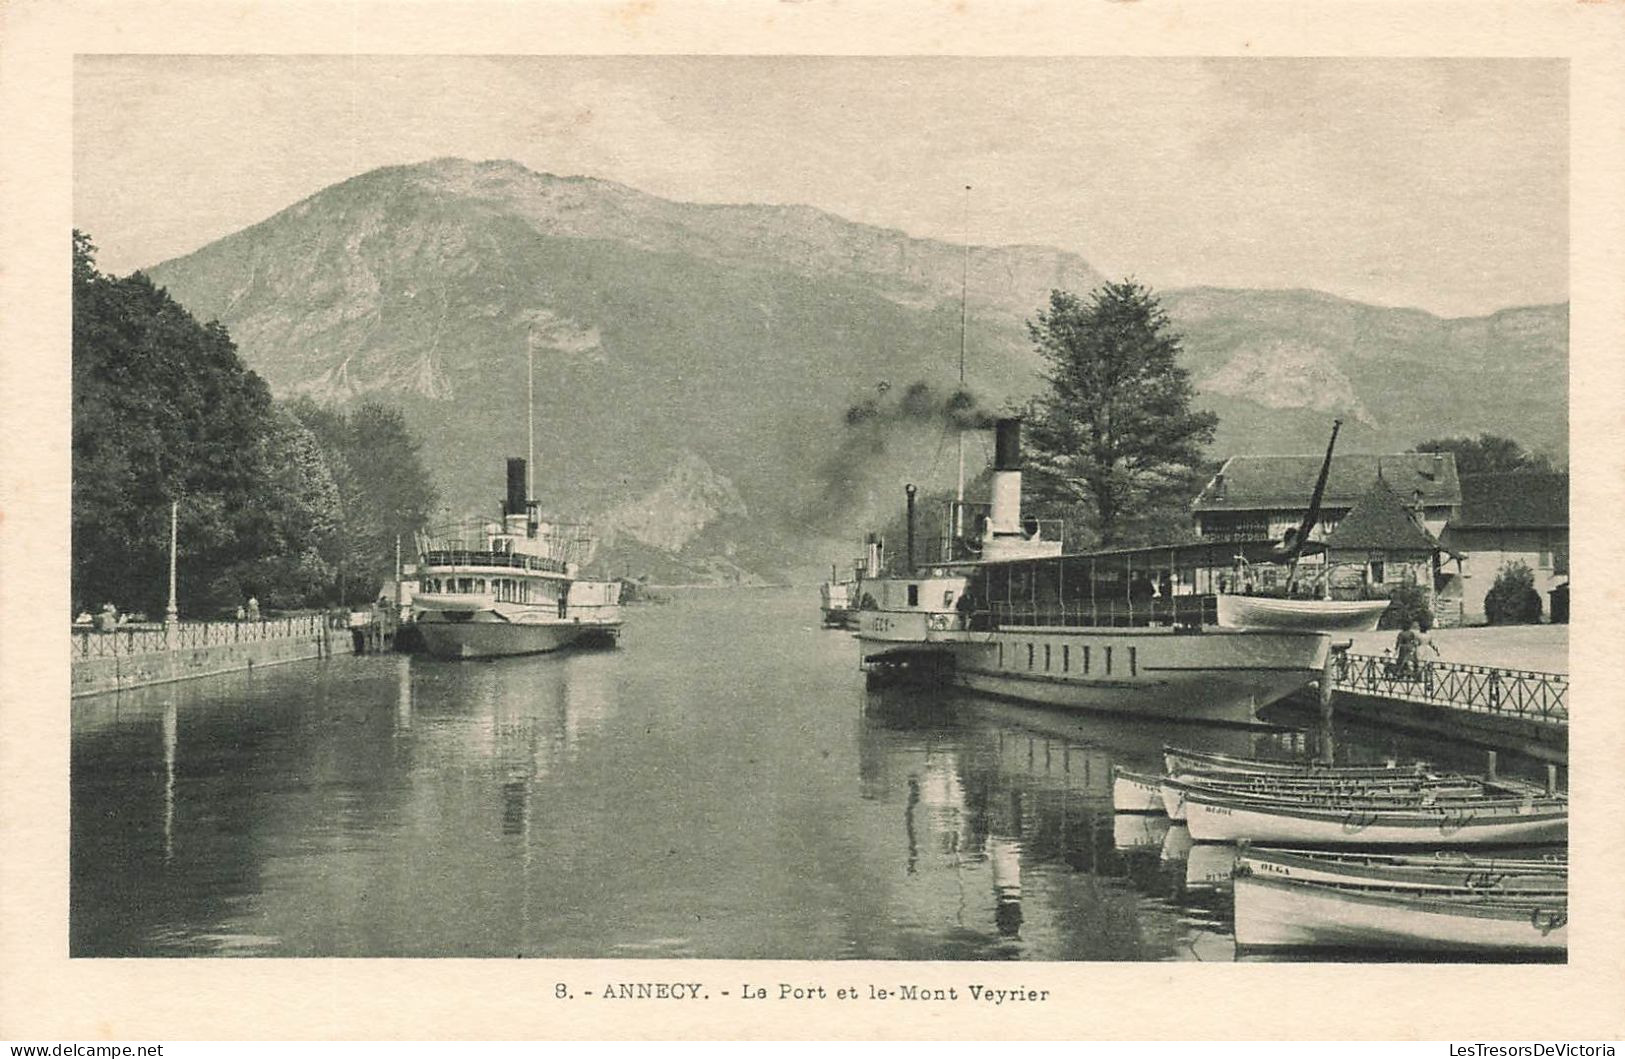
[854,418,1331,724]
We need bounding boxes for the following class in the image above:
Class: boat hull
[951,625,1328,724]
[1217,594,1391,632]
[1239,848,1568,893]
[1233,873,1567,954]
[1159,775,1485,823]
[414,618,587,660]
[1184,793,1568,847]
[1112,768,1166,813]
[1164,746,1428,778]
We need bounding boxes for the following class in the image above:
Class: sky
[74,56,1568,318]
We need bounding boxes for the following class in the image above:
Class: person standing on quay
[246,596,260,622]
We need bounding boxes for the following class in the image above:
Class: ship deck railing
[418,549,568,574]
[1334,652,1568,726]
[981,597,1219,630]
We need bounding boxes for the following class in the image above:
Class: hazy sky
[75,56,1567,317]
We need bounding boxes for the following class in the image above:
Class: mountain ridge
[141,158,1568,583]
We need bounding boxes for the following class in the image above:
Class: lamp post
[165,498,179,625]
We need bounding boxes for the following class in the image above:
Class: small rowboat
[1232,872,1567,954]
[1238,847,1568,893]
[1164,745,1427,779]
[1112,767,1166,812]
[1184,788,1567,846]
[1159,772,1486,822]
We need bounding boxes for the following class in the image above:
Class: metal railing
[1334,652,1568,725]
[419,550,567,574]
[986,596,1218,629]
[72,615,327,659]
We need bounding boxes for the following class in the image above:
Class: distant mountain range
[144,158,1568,583]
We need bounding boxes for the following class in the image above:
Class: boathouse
[1441,472,1569,625]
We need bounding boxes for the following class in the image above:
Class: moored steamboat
[410,457,621,660]
[854,418,1331,724]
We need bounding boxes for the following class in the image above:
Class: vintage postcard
[2,0,1622,1042]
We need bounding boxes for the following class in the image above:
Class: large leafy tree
[73,231,433,614]
[287,397,438,605]
[1023,282,1218,546]
[1413,434,1555,476]
[73,231,285,615]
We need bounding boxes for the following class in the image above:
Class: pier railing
[1334,652,1568,726]
[72,615,328,659]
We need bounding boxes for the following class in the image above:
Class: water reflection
[71,588,1554,961]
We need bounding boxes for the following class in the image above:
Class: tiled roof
[1193,452,1460,511]
[1324,477,1449,554]
[1453,472,1569,529]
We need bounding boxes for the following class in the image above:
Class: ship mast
[954,184,971,547]
[526,329,535,503]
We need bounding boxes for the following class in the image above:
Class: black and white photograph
[3,1,1623,1043]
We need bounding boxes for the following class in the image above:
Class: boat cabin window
[1083,646,1090,674]
[1370,560,1386,584]
[1129,646,1138,677]
[943,590,955,609]
[1027,643,1034,670]
[907,584,919,607]
[1105,646,1113,675]
[1044,644,1051,671]
[1062,645,1070,673]
[997,643,1004,668]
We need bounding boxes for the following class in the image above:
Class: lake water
[70,588,1554,960]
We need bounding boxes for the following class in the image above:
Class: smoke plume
[797,381,998,532]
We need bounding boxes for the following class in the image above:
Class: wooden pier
[350,608,400,654]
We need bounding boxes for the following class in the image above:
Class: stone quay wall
[71,616,334,698]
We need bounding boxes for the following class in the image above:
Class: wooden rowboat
[1184,788,1567,846]
[1164,745,1427,779]
[1232,873,1567,954]
[1159,773,1487,822]
[1112,767,1166,813]
[1238,847,1567,893]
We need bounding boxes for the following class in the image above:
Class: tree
[73,231,287,615]
[1485,561,1543,625]
[1023,283,1218,546]
[287,397,438,605]
[1413,434,1554,476]
[1377,582,1434,632]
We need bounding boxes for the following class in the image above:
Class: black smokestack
[905,484,917,573]
[994,418,1022,471]
[506,458,527,516]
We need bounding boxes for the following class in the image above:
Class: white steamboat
[410,456,622,660]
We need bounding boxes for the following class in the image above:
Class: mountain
[143,158,1567,583]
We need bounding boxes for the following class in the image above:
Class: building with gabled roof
[1442,472,1569,624]
[1192,451,1461,543]
[1317,477,1462,624]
